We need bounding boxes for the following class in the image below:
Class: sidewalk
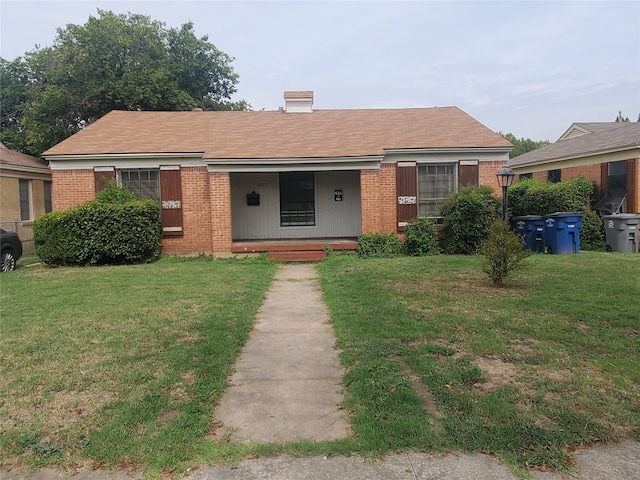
[214,263,350,442]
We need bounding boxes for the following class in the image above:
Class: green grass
[317,251,640,474]
[0,256,278,476]
[1,252,638,478]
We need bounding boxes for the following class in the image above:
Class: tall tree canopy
[499,132,550,159]
[0,10,248,155]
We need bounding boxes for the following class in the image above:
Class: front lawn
[1,252,638,478]
[0,256,278,475]
[317,251,640,472]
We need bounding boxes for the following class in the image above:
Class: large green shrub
[404,217,440,256]
[439,186,501,254]
[508,177,595,217]
[480,220,532,286]
[508,177,603,250]
[34,199,161,266]
[356,233,403,258]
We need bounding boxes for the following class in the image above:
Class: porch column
[209,171,233,253]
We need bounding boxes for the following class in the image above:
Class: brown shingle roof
[0,144,49,170]
[509,122,640,168]
[43,106,512,159]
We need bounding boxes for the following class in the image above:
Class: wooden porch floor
[231,238,358,262]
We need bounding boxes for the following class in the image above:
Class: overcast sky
[1,0,639,141]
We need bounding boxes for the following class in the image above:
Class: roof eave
[510,144,640,170]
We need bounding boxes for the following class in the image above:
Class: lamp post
[496,166,516,221]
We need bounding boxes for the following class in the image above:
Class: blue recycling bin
[514,215,546,252]
[544,212,583,254]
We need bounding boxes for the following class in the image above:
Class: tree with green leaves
[1,10,248,156]
[499,132,550,159]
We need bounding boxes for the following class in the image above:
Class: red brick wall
[162,167,213,254]
[379,164,397,233]
[360,165,397,234]
[562,164,601,184]
[360,169,380,233]
[210,171,232,252]
[51,169,95,211]
[479,161,507,195]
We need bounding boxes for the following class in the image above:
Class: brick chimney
[284,91,313,113]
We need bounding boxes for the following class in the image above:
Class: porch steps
[231,238,358,262]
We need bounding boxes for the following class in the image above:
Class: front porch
[231,238,359,262]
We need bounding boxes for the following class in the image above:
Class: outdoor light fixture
[496,166,516,221]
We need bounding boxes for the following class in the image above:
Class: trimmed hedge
[507,177,604,250]
[356,233,403,258]
[508,177,595,217]
[34,199,161,266]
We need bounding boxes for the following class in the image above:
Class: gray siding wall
[231,171,361,240]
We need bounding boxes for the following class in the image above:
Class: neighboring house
[43,91,512,255]
[0,143,52,251]
[509,122,640,214]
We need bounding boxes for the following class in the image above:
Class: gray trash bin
[602,214,640,253]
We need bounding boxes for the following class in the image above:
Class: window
[120,169,160,201]
[547,169,561,183]
[519,173,533,181]
[279,172,315,226]
[19,179,31,221]
[44,181,53,213]
[417,163,456,218]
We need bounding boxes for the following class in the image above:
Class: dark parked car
[1,228,22,272]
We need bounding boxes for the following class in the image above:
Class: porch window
[279,172,315,226]
[417,163,456,218]
[120,169,160,201]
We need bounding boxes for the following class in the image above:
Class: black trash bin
[514,215,546,252]
[602,214,640,253]
[544,212,583,254]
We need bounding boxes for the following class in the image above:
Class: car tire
[1,250,16,272]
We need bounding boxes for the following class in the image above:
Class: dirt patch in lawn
[472,355,518,392]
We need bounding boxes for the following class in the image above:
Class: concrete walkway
[215,263,350,443]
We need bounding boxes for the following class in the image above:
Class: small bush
[480,220,532,286]
[95,179,136,204]
[404,217,440,256]
[34,199,161,266]
[357,233,403,258]
[580,210,606,251]
[439,186,501,254]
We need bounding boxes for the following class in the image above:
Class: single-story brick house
[43,91,512,255]
[0,143,52,251]
[508,122,640,214]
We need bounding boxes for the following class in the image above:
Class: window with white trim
[417,163,456,218]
